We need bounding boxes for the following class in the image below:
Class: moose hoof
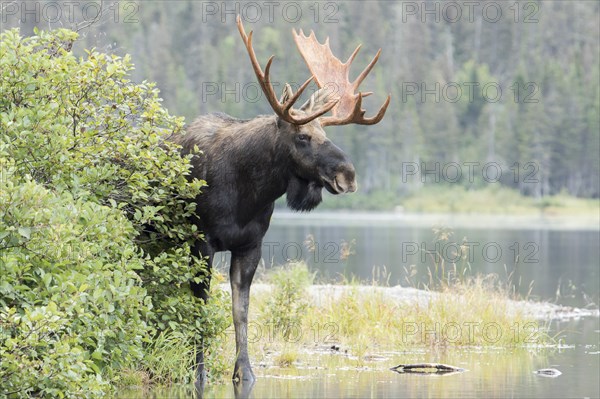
[233,363,255,383]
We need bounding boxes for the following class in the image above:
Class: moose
[175,16,390,384]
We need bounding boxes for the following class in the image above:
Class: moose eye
[297,134,310,142]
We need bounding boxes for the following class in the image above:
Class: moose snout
[334,163,357,193]
[318,141,357,194]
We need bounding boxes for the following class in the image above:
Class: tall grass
[117,272,233,388]
[248,255,553,369]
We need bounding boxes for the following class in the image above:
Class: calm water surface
[136,212,599,398]
[132,318,599,398]
[261,211,600,307]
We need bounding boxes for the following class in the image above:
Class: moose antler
[236,16,339,125]
[292,30,391,126]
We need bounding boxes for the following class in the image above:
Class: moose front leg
[229,247,261,383]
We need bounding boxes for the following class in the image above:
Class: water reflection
[198,380,255,399]
[128,318,598,398]
[232,380,254,399]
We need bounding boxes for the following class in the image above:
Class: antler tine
[293,27,391,126]
[352,49,382,89]
[292,97,339,125]
[320,93,391,127]
[282,75,314,114]
[360,93,391,125]
[345,44,361,67]
[237,17,281,116]
[319,93,363,126]
[261,55,277,101]
[236,15,337,125]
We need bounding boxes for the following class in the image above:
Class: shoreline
[244,283,600,321]
[271,210,600,231]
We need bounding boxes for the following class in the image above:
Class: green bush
[260,262,314,340]
[0,172,146,396]
[0,28,230,397]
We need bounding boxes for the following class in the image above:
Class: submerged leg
[230,246,261,382]
[190,240,214,384]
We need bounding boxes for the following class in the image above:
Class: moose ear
[300,86,336,113]
[279,83,294,104]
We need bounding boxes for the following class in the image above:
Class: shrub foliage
[0,28,229,397]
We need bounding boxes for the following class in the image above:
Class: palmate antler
[236,16,338,125]
[292,30,391,126]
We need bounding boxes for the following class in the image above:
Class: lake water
[135,212,600,398]
[253,211,599,308]
[134,317,600,398]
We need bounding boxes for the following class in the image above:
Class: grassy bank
[116,260,561,389]
[314,185,600,215]
[244,263,553,371]
[131,261,559,388]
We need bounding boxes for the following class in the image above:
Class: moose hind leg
[191,240,214,302]
[190,240,214,384]
[230,247,261,382]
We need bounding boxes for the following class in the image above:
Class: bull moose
[175,16,390,383]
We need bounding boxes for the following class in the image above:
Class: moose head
[236,16,390,211]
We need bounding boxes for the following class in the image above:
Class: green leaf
[42,273,53,288]
[18,227,31,239]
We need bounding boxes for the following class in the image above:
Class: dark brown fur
[175,108,356,383]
